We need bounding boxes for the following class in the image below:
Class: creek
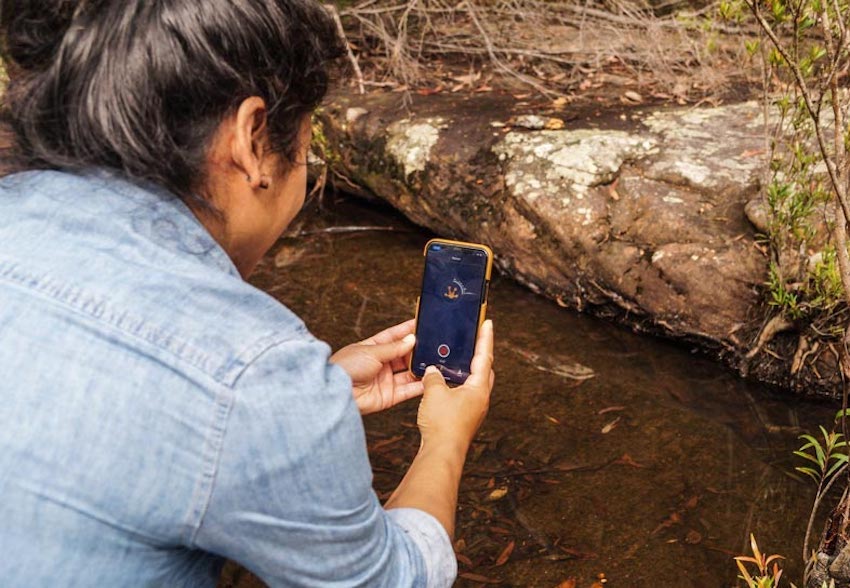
[238,194,838,587]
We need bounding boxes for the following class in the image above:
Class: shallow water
[236,195,838,588]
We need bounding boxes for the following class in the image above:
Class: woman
[0,1,494,586]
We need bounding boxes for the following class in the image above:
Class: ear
[230,96,268,190]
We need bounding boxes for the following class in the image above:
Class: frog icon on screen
[442,278,468,302]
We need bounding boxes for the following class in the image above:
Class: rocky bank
[316,91,840,397]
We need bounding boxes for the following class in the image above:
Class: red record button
[437,344,451,358]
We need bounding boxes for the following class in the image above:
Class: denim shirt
[0,170,456,587]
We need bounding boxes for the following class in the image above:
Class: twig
[287,225,417,237]
[466,458,618,479]
[746,0,850,235]
[803,462,848,565]
[546,2,750,35]
[326,3,366,94]
[463,0,557,98]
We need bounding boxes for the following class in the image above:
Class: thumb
[422,365,447,392]
[364,333,416,363]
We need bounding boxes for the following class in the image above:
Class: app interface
[413,243,488,384]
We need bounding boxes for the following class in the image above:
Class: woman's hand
[383,320,494,538]
[330,319,424,415]
[417,319,495,451]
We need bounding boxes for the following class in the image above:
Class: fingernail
[425,365,438,375]
[402,333,415,344]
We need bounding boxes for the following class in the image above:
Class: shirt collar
[86,168,242,279]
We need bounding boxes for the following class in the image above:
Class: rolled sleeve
[191,337,449,587]
[387,508,457,588]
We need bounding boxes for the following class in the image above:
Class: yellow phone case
[409,238,494,380]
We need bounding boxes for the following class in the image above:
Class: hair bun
[1,0,79,70]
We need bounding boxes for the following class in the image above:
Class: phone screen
[411,241,490,385]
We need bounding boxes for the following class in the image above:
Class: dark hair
[0,0,344,206]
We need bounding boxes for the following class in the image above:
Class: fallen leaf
[451,72,481,85]
[614,453,645,468]
[559,545,596,559]
[487,487,509,502]
[416,86,443,96]
[601,417,621,434]
[543,553,573,561]
[488,526,513,535]
[624,90,643,103]
[456,553,474,567]
[544,117,565,130]
[552,97,569,109]
[545,415,561,425]
[459,572,503,584]
[494,541,515,566]
[555,579,576,588]
[273,245,306,268]
[597,405,625,415]
[651,511,683,535]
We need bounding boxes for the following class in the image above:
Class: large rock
[317,92,839,396]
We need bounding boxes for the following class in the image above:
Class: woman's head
[0,0,344,273]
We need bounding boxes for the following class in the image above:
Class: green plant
[732,424,848,588]
[732,2,850,584]
[735,534,785,588]
[793,423,849,583]
[768,261,803,318]
[721,0,850,331]
[794,425,847,485]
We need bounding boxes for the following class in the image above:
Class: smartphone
[410,238,493,385]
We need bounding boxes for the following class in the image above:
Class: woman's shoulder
[0,169,313,387]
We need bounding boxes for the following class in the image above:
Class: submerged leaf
[494,541,515,566]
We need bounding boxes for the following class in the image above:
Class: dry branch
[334,0,750,97]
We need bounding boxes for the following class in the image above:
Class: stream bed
[227,194,838,587]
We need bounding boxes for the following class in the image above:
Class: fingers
[422,365,448,392]
[393,370,419,386]
[392,379,425,403]
[466,320,494,389]
[363,319,417,345]
[362,333,416,364]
